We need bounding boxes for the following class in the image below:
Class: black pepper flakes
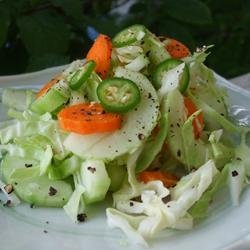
[138,133,145,140]
[129,201,134,207]
[25,163,33,168]
[131,196,142,202]
[177,149,181,157]
[43,230,48,234]
[232,170,238,177]
[3,200,11,207]
[77,213,87,222]
[162,195,171,204]
[146,50,151,57]
[48,186,57,196]
[87,166,96,173]
[236,157,242,161]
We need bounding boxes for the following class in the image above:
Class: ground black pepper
[232,170,238,177]
[48,186,57,196]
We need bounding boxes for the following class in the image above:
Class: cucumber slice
[14,176,73,207]
[112,24,146,48]
[31,80,70,114]
[1,155,73,207]
[1,155,38,183]
[154,59,189,93]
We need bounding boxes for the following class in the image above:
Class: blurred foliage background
[0,0,249,77]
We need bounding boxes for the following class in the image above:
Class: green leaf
[17,10,70,56]
[164,0,212,25]
[50,0,84,21]
[27,53,69,72]
[0,4,11,47]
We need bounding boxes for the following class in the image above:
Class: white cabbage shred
[106,150,218,246]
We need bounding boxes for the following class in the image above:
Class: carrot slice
[86,34,112,79]
[36,75,61,99]
[57,103,122,134]
[138,170,178,188]
[184,97,204,139]
[165,38,190,59]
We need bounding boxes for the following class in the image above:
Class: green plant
[0,0,249,77]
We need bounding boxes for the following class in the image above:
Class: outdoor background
[0,0,249,78]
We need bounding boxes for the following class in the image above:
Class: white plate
[0,66,249,250]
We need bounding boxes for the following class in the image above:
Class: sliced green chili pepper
[68,60,96,90]
[112,24,146,48]
[97,77,141,113]
[152,58,189,92]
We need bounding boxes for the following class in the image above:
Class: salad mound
[0,25,249,246]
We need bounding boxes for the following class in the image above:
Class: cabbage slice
[107,153,218,245]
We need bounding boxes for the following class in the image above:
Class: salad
[0,24,249,246]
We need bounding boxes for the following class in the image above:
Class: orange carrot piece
[86,34,112,79]
[184,97,204,139]
[166,38,190,59]
[57,103,122,134]
[138,170,179,188]
[36,75,61,99]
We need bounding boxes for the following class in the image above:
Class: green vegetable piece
[143,34,170,65]
[31,81,69,114]
[97,77,141,113]
[189,92,241,134]
[189,164,229,219]
[85,72,102,102]
[106,162,126,192]
[136,114,168,172]
[181,110,212,170]
[1,155,73,207]
[164,89,186,164]
[1,155,38,183]
[68,60,96,90]
[112,24,146,48]
[153,58,189,91]
[48,155,81,180]
[80,159,111,204]
[14,175,73,207]
[2,89,35,111]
